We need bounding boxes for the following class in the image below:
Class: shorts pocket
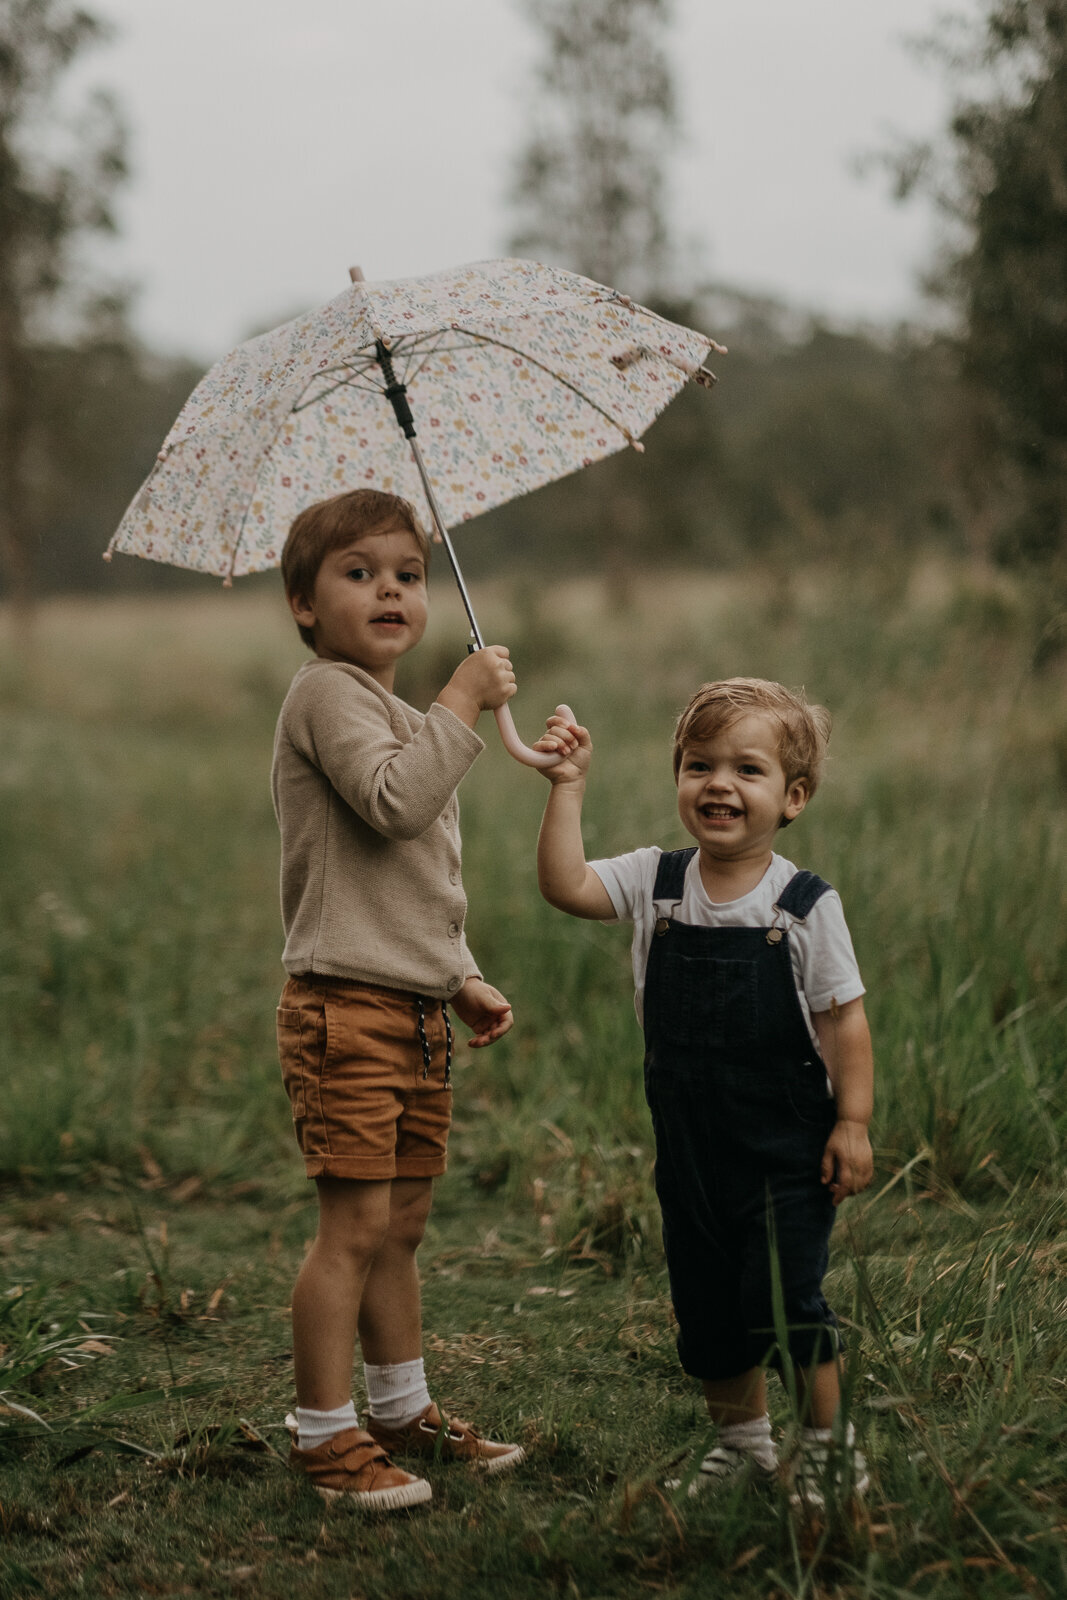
[277,1006,308,1122]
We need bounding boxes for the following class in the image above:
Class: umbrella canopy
[107,258,722,584]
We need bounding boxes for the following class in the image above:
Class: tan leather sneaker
[289,1426,432,1509]
[366,1401,525,1474]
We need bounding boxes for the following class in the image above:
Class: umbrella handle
[494,702,576,769]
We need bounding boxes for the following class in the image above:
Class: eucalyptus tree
[894,2,1067,574]
[508,0,677,297]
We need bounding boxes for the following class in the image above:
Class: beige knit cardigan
[271,659,485,999]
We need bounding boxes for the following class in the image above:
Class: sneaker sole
[366,1435,527,1474]
[478,1444,526,1475]
[789,1473,869,1510]
[314,1477,433,1511]
[667,1465,777,1497]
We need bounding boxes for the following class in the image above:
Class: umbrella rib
[289,327,646,446]
[292,365,385,411]
[440,329,643,444]
[368,326,644,442]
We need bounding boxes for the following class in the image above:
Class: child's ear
[289,590,316,629]
[782,777,809,824]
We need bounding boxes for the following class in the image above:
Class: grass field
[1,560,1065,1599]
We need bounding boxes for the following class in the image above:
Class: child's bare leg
[291,1176,392,1410]
[357,1177,434,1364]
[794,1359,839,1429]
[702,1368,767,1425]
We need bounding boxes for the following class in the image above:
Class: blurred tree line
[1,0,1066,599]
[0,0,203,606]
[890,0,1067,588]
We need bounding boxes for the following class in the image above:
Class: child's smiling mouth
[699,804,742,820]
[371,612,406,628]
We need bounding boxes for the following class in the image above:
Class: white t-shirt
[589,849,865,1049]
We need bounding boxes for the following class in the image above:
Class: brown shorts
[276,976,454,1181]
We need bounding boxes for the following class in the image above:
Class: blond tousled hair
[282,488,431,648]
[672,677,832,798]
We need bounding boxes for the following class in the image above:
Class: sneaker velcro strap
[434,1416,479,1442]
[327,1430,391,1473]
[699,1446,745,1476]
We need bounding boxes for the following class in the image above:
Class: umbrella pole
[375,337,571,770]
[373,338,484,650]
[407,439,486,653]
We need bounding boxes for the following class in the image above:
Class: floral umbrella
[107,258,723,764]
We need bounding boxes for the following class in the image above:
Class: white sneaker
[789,1428,869,1508]
[667,1443,778,1498]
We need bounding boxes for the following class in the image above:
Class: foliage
[0,0,127,608]
[27,313,205,596]
[457,295,960,580]
[508,0,677,295]
[891,1,1067,579]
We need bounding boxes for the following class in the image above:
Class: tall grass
[1,563,1065,1598]
[0,562,1064,1209]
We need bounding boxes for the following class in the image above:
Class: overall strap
[776,869,832,921]
[652,847,697,901]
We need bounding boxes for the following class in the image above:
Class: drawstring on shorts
[415,995,453,1085]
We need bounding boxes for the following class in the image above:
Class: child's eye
[739,764,764,776]
[346,566,371,581]
[398,570,421,584]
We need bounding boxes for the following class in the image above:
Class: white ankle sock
[364,1358,432,1429]
[295,1400,358,1451]
[720,1414,778,1472]
[802,1421,855,1448]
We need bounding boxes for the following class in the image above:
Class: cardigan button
[446,976,461,993]
[448,922,460,937]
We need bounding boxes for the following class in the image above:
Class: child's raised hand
[820,1120,874,1206]
[451,978,514,1047]
[533,713,592,785]
[437,646,517,728]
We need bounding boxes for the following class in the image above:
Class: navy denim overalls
[642,848,841,1381]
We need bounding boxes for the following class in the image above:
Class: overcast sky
[82,0,975,361]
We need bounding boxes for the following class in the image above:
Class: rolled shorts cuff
[303,1153,449,1182]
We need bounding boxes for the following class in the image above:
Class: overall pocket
[655,951,759,1055]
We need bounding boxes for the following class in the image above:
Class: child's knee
[386,1183,434,1252]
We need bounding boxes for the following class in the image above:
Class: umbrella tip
[348,265,365,284]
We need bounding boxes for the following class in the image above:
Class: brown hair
[282,488,431,648]
[672,677,832,800]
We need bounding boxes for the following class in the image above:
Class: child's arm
[451,977,513,1047]
[535,715,615,920]
[435,646,516,729]
[813,998,874,1206]
[287,653,515,841]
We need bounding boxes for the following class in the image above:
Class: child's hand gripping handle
[495,703,576,769]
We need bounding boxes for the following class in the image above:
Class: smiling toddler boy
[272,488,525,1510]
[535,678,874,1505]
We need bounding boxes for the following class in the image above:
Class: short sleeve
[794,891,865,1014]
[589,847,661,925]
